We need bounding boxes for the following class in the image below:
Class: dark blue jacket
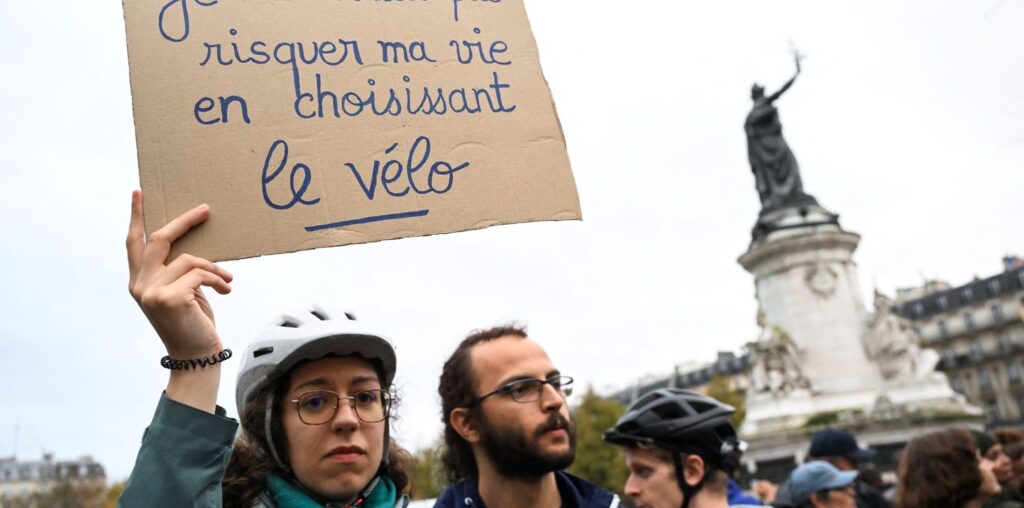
[727,478,764,506]
[434,471,619,508]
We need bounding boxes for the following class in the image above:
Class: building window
[993,304,1005,324]
[965,313,976,330]
[944,347,958,367]
[939,320,950,338]
[990,279,1003,296]
[971,340,985,361]
[914,326,923,339]
[962,288,975,304]
[938,296,950,311]
[913,303,925,318]
[1000,334,1012,352]
[979,367,992,390]
[1018,271,1024,288]
[950,373,964,393]
[987,399,1001,421]
[1008,362,1022,385]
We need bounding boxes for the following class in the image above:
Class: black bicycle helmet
[604,388,745,508]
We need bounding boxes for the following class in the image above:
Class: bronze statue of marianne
[746,52,814,212]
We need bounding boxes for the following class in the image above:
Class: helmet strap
[265,391,290,473]
[380,418,391,469]
[673,453,710,508]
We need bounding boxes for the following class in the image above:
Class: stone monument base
[741,412,984,483]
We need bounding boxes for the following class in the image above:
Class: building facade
[894,257,1024,427]
[0,454,105,501]
[611,351,752,405]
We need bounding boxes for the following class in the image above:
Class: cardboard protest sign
[122,0,580,262]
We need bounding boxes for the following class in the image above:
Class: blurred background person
[895,428,1000,508]
[807,428,890,508]
[784,461,856,508]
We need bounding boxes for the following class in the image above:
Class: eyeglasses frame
[289,389,393,425]
[468,375,574,407]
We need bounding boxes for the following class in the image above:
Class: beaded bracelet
[161,349,233,370]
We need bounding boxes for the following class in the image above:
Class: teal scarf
[266,474,397,508]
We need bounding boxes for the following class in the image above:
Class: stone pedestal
[741,416,985,483]
[739,206,885,435]
[735,203,981,486]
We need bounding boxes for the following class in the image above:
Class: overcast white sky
[1,0,1022,482]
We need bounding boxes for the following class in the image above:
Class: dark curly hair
[222,368,414,507]
[438,324,528,482]
[895,428,982,508]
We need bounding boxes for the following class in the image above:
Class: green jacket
[119,393,408,508]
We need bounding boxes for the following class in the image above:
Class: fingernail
[196,203,209,212]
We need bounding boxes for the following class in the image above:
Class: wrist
[166,366,222,414]
[164,341,225,361]
[162,348,233,371]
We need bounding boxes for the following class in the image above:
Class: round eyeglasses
[470,376,574,406]
[289,389,392,425]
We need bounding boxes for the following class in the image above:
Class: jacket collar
[436,471,618,508]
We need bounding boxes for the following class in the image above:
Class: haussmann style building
[894,256,1024,427]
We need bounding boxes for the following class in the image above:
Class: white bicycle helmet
[235,305,398,473]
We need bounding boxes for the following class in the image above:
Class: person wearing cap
[783,461,856,508]
[434,325,618,508]
[603,388,751,508]
[119,192,413,507]
[806,428,889,508]
[895,428,1001,508]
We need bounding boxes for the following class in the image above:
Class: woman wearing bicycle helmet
[604,388,751,508]
[120,192,412,507]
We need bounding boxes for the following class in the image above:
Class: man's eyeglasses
[289,389,392,425]
[470,376,574,406]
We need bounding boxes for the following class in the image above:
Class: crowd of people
[118,193,1024,508]
[744,424,1024,508]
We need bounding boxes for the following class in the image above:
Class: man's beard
[477,410,577,478]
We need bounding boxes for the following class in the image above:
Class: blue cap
[786,461,858,503]
[808,427,876,463]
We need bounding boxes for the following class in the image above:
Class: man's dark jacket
[433,471,619,508]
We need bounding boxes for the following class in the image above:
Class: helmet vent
[653,404,686,420]
[344,312,357,320]
[253,346,274,358]
[688,400,716,414]
[310,309,328,321]
[280,319,299,328]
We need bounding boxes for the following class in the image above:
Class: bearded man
[434,325,619,508]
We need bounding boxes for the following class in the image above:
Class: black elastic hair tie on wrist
[161,349,233,370]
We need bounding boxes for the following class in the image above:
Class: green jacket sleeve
[118,392,239,508]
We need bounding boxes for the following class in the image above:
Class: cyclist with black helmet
[604,388,752,508]
[120,192,413,507]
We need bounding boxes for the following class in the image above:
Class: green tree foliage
[566,387,630,499]
[411,438,447,500]
[104,481,126,508]
[706,375,746,431]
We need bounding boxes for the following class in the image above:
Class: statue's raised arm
[767,51,803,103]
